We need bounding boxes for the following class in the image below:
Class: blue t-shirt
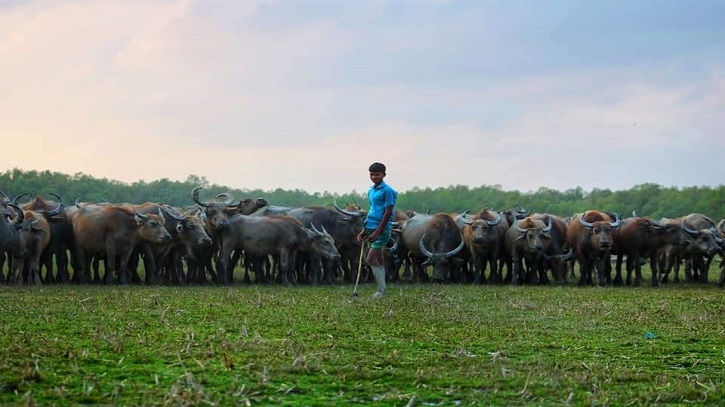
[365,181,397,230]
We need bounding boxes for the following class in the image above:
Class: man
[356,162,397,299]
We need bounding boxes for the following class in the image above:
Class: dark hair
[368,162,386,173]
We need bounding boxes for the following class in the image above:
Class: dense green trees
[0,168,722,220]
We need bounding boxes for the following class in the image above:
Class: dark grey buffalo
[287,205,364,284]
[216,214,340,286]
[530,213,571,285]
[669,214,723,283]
[133,203,213,285]
[505,216,553,285]
[10,201,65,284]
[400,213,466,283]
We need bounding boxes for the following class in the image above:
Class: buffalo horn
[163,205,186,222]
[50,193,65,203]
[543,217,553,232]
[681,220,698,235]
[485,212,503,226]
[514,218,528,233]
[418,234,465,259]
[12,192,29,205]
[132,206,148,221]
[608,212,621,228]
[309,223,323,235]
[385,237,398,252]
[8,203,24,222]
[332,199,360,218]
[45,202,65,217]
[191,187,209,208]
[579,212,595,229]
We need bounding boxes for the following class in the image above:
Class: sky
[1,0,724,195]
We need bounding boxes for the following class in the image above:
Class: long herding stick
[352,241,366,297]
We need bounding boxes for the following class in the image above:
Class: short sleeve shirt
[365,181,397,230]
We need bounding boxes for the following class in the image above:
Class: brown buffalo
[461,209,507,284]
[567,210,621,286]
[72,203,171,284]
[611,216,690,287]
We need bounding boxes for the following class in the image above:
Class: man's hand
[367,230,380,242]
[356,229,366,242]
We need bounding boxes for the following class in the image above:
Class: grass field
[1,272,724,406]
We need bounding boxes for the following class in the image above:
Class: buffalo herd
[1,188,723,288]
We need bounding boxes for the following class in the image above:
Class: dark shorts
[365,228,392,250]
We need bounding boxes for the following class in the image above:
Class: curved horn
[485,212,503,226]
[579,212,595,229]
[703,216,718,232]
[681,220,698,235]
[513,219,528,233]
[514,204,527,214]
[49,193,65,203]
[132,206,148,221]
[215,192,232,203]
[216,193,239,207]
[385,237,399,252]
[418,234,465,259]
[418,234,435,258]
[12,192,29,205]
[543,217,553,233]
[632,210,638,218]
[608,212,621,228]
[333,199,360,218]
[192,187,209,208]
[560,248,574,262]
[0,189,9,201]
[444,237,466,258]
[8,203,24,222]
[309,222,322,235]
[162,205,185,222]
[45,202,66,217]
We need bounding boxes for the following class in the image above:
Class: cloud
[0,1,723,196]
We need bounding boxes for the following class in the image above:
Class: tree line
[1,168,723,221]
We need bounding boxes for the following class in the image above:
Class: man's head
[368,162,386,186]
[368,162,386,174]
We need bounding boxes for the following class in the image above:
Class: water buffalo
[132,203,213,285]
[216,214,340,286]
[505,216,553,285]
[400,213,466,283]
[670,214,723,283]
[530,213,571,285]
[17,194,71,283]
[72,203,172,284]
[461,209,507,284]
[611,216,690,287]
[567,210,621,286]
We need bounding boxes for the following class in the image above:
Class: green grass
[1,277,724,406]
